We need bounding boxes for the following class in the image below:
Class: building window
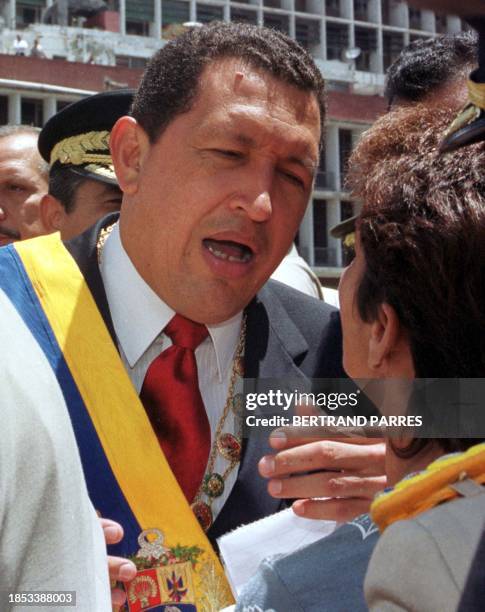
[295,18,321,53]
[126,20,151,35]
[355,27,377,72]
[16,2,45,29]
[295,0,306,12]
[313,199,338,266]
[383,31,404,71]
[0,96,8,125]
[380,0,402,26]
[435,13,447,34]
[354,0,369,22]
[115,55,148,68]
[264,13,290,35]
[231,7,257,24]
[21,98,43,127]
[162,0,190,38]
[264,0,281,7]
[126,0,154,35]
[409,7,422,30]
[313,199,328,265]
[315,150,336,191]
[326,22,349,60]
[56,100,74,113]
[197,4,224,24]
[338,128,353,181]
[325,0,341,18]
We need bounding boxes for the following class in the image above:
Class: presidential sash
[0,234,233,611]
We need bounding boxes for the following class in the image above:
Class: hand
[100,518,137,608]
[258,427,386,523]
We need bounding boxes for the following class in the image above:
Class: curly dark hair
[131,21,326,146]
[347,104,485,379]
[385,31,477,107]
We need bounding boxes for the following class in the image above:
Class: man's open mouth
[202,238,254,264]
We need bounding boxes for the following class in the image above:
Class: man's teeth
[206,242,251,263]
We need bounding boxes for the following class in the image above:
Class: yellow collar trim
[371,442,485,532]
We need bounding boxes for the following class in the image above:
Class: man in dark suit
[64,23,385,544]
[0,26,386,607]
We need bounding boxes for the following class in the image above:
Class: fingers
[111,586,128,608]
[100,518,124,546]
[269,428,382,450]
[108,555,137,607]
[259,440,385,478]
[267,472,386,500]
[292,497,373,523]
[108,556,137,583]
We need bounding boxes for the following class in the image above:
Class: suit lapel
[64,213,119,346]
[209,283,311,544]
[66,227,312,545]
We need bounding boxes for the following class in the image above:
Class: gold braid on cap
[50,130,112,166]
[343,232,355,249]
[442,78,485,141]
[467,78,485,111]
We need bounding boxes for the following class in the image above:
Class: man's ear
[368,302,413,376]
[109,116,150,196]
[40,194,66,234]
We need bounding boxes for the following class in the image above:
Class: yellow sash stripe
[15,233,233,609]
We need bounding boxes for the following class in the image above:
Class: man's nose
[230,189,272,222]
[230,166,273,222]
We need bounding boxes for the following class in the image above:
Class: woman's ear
[109,117,150,196]
[368,302,413,376]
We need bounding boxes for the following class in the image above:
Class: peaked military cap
[38,89,135,185]
[330,214,357,249]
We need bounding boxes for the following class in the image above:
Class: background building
[0,0,466,283]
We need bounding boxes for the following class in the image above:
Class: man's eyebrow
[286,155,318,175]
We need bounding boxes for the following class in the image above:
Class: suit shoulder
[263,279,338,325]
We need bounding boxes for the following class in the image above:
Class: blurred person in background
[38,90,133,241]
[0,125,48,246]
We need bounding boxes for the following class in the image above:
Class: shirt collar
[99,222,242,382]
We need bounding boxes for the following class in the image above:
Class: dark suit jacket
[66,214,345,546]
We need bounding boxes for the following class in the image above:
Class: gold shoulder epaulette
[371,442,485,532]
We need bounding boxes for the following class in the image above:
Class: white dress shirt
[99,223,242,518]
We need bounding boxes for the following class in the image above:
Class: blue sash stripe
[0,246,141,556]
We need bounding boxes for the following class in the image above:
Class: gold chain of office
[96,224,246,532]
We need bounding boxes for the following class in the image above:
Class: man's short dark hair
[0,124,49,180]
[132,22,326,146]
[385,31,477,106]
[48,164,86,213]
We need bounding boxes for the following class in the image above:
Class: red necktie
[140,314,211,502]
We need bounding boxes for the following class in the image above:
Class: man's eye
[213,149,243,159]
[7,184,24,192]
[280,170,305,189]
